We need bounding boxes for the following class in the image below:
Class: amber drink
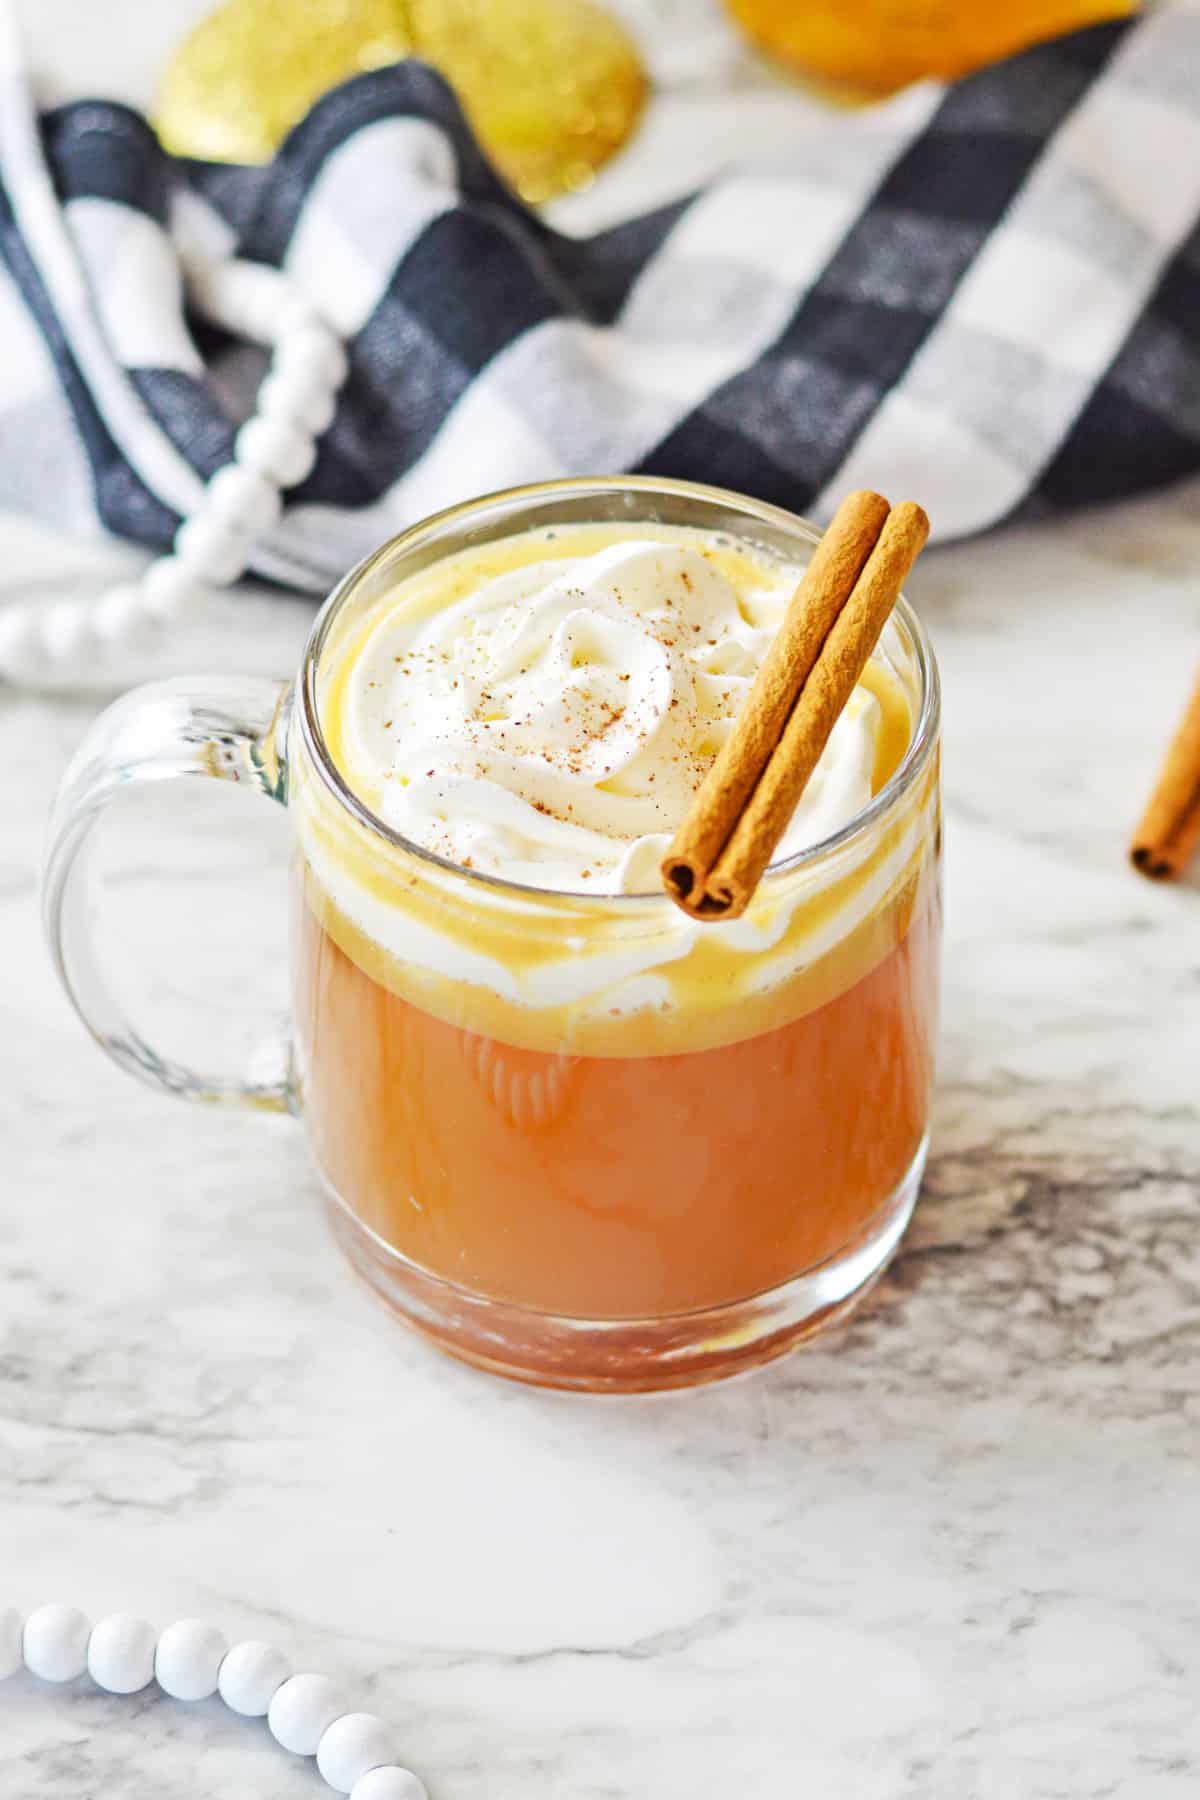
[290,480,941,1388]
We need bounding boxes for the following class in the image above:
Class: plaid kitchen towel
[0,0,1199,596]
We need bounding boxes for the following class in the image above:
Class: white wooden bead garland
[4,1604,428,1800]
[0,253,348,687]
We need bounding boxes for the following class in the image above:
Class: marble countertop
[5,4,1200,1796]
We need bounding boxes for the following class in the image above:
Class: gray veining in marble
[4,4,1200,1793]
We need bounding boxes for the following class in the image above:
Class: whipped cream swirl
[338,538,882,894]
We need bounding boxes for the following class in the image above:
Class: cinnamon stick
[1130,668,1200,880]
[662,489,890,911]
[662,496,929,921]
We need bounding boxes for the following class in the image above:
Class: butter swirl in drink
[292,490,940,1374]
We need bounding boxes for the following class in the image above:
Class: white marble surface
[5,5,1200,1796]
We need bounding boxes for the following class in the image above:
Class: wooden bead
[317,1712,401,1792]
[236,414,317,487]
[193,258,288,344]
[205,462,283,537]
[218,1640,291,1717]
[259,369,338,435]
[23,1604,90,1682]
[268,1671,348,1756]
[276,325,349,391]
[87,1614,157,1695]
[155,1619,228,1700]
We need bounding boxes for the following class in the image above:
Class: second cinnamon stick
[1131,669,1200,880]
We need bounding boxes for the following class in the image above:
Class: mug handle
[42,674,294,1113]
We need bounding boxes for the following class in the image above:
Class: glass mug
[44,478,941,1391]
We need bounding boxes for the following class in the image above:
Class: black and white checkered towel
[1,1,1199,594]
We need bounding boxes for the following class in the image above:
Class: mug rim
[296,475,941,909]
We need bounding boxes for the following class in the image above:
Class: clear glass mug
[44,477,942,1391]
